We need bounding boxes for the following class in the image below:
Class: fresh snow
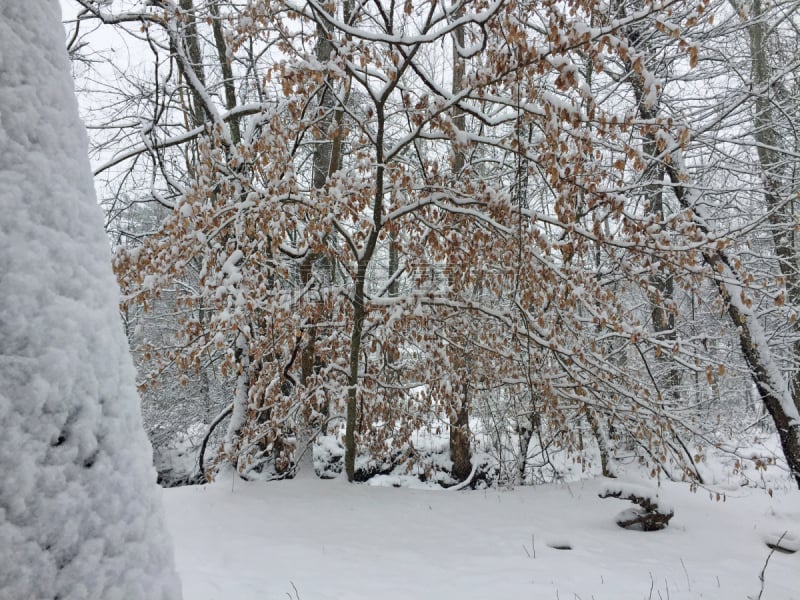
[599,480,676,514]
[165,474,800,600]
[0,2,180,598]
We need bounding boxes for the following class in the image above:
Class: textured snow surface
[0,2,181,598]
[167,474,800,600]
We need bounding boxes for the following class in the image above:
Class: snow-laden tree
[69,0,711,483]
[609,0,800,486]
[0,1,182,597]
[67,0,800,488]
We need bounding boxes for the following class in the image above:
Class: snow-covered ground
[165,472,800,599]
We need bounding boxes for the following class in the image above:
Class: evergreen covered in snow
[0,2,181,597]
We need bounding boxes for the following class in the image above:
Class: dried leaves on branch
[71,0,800,486]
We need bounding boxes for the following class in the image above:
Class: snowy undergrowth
[165,469,800,600]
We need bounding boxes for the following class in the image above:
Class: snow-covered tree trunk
[666,163,800,489]
[0,2,182,598]
[447,11,473,483]
[745,0,800,440]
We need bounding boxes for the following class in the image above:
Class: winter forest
[64,0,800,487]
[2,0,800,597]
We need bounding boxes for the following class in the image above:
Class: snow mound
[599,481,675,531]
[765,531,800,553]
[599,481,675,514]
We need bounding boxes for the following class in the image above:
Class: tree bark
[345,147,385,481]
[623,3,681,400]
[209,0,241,145]
[447,8,473,481]
[450,383,473,481]
[177,0,209,126]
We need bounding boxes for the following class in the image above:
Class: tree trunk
[667,166,800,488]
[450,383,473,481]
[746,0,800,429]
[447,8,473,481]
[209,0,241,145]
[623,4,681,400]
[344,160,385,481]
[177,0,209,126]
[224,330,251,468]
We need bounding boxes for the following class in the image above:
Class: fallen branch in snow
[447,460,478,491]
[196,403,234,480]
[599,484,674,531]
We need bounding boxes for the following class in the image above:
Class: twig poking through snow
[753,532,787,600]
[680,557,691,592]
[522,533,537,558]
[286,581,300,600]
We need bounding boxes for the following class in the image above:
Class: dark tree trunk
[450,384,472,482]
